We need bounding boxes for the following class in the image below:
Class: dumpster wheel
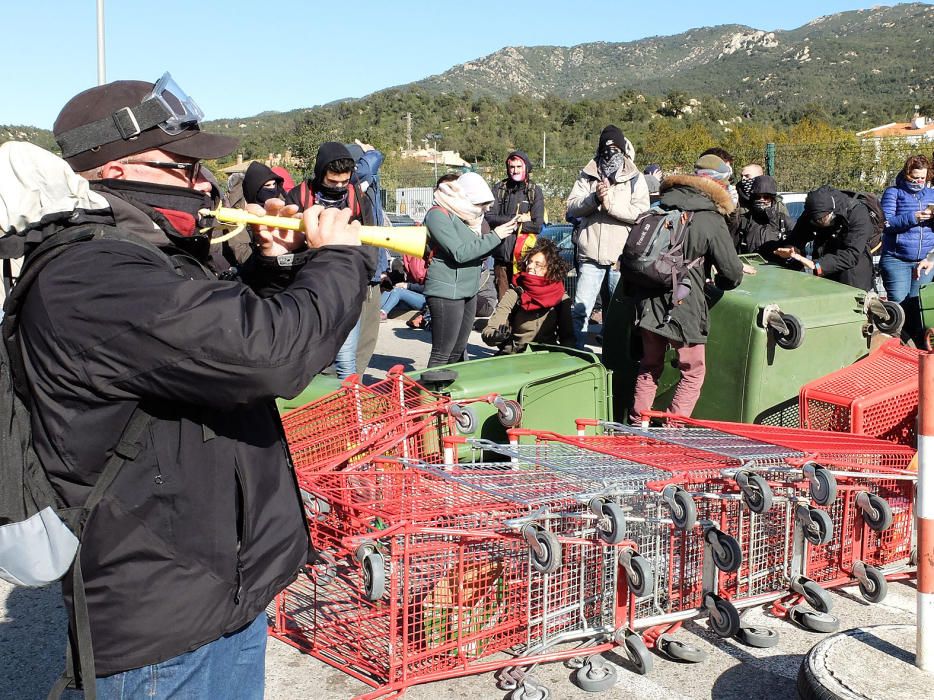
[774,313,805,350]
[872,299,905,335]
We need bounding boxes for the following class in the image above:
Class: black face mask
[315,185,349,208]
[257,185,284,205]
[96,179,215,259]
[738,179,755,201]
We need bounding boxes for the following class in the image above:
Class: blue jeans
[571,262,620,348]
[334,317,361,379]
[879,253,933,344]
[381,287,426,315]
[95,612,267,699]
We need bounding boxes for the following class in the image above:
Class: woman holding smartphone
[423,172,521,367]
[880,154,934,345]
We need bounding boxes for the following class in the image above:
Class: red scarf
[516,272,565,311]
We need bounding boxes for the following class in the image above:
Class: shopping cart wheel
[528,528,562,574]
[800,580,833,614]
[774,313,805,350]
[856,564,888,603]
[800,507,833,546]
[362,552,385,601]
[574,656,618,693]
[665,487,697,531]
[656,634,707,664]
[858,492,894,532]
[706,594,741,638]
[623,634,654,674]
[496,399,523,428]
[508,679,550,700]
[735,471,773,514]
[788,605,840,634]
[450,405,478,434]
[708,530,743,573]
[624,553,654,597]
[806,464,838,507]
[736,625,780,649]
[596,501,627,545]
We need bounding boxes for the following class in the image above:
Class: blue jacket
[350,147,389,282]
[881,174,934,261]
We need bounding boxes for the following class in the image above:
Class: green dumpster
[276,374,343,414]
[410,344,612,445]
[602,256,900,426]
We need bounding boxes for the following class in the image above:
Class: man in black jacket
[771,185,874,290]
[733,175,795,254]
[484,150,544,298]
[35,76,371,698]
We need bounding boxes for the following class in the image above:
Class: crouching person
[628,154,747,423]
[482,239,574,354]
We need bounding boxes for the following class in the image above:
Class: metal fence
[379,137,931,223]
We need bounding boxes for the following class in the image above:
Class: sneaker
[406,313,423,329]
[380,310,388,323]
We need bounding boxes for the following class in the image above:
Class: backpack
[620,207,700,308]
[839,190,884,255]
[0,223,177,699]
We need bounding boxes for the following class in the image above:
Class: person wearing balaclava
[424,172,521,367]
[566,125,651,349]
[242,161,286,206]
[285,142,378,378]
[484,150,545,299]
[733,175,795,255]
[770,185,875,290]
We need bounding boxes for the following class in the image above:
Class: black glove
[489,323,512,344]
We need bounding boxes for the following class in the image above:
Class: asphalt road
[0,313,920,699]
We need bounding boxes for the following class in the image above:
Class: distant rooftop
[857,116,934,140]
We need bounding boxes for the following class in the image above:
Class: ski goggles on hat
[57,72,204,159]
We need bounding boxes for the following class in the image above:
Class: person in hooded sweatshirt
[223,161,290,265]
[628,154,747,424]
[733,175,795,255]
[566,125,651,349]
[485,150,545,299]
[286,142,379,378]
[770,186,875,291]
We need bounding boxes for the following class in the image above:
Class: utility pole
[542,132,547,169]
[427,133,442,180]
[96,0,106,85]
[405,112,413,151]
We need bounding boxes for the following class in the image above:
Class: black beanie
[598,125,626,153]
[803,186,838,222]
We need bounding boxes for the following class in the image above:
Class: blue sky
[1,1,914,129]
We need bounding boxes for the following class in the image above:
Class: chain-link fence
[379,137,930,222]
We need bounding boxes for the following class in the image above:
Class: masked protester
[767,185,875,290]
[881,154,934,345]
[242,161,286,205]
[733,175,795,254]
[25,75,370,699]
[565,125,651,349]
[484,150,545,299]
[481,238,573,354]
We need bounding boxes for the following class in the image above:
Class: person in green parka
[424,172,522,367]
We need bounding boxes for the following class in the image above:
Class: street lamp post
[427,133,442,180]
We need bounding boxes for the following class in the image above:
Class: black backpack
[620,207,700,307]
[839,190,884,255]
[0,223,178,699]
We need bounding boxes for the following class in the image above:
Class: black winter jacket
[734,205,794,255]
[19,191,372,675]
[778,192,874,291]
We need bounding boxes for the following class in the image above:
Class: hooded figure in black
[734,175,795,255]
[242,161,286,205]
[484,149,545,298]
[285,142,375,224]
[765,185,874,290]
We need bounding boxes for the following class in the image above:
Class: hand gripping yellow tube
[200,206,428,258]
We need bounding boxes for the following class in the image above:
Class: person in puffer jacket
[881,154,934,345]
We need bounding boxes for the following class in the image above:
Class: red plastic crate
[799,339,921,445]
